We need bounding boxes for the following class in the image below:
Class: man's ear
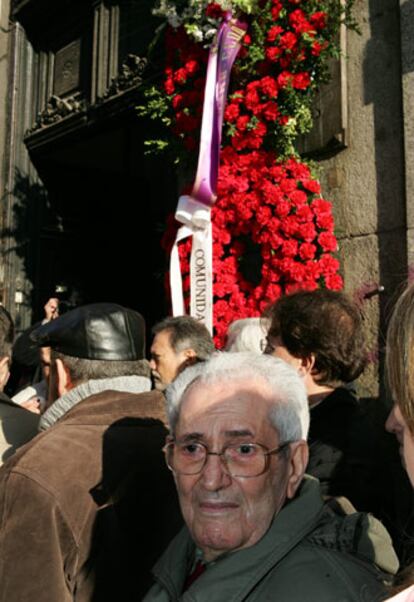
[298,354,315,377]
[55,358,73,397]
[285,440,309,499]
[0,356,10,391]
[179,349,198,371]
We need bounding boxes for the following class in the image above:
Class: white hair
[165,352,309,442]
[224,317,269,354]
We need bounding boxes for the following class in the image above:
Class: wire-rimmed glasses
[164,440,291,478]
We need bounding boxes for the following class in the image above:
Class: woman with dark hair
[264,289,385,517]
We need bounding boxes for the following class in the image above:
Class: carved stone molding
[26,94,87,135]
[103,54,147,99]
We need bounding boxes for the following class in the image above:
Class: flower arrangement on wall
[141,0,356,347]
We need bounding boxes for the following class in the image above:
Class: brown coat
[0,389,182,602]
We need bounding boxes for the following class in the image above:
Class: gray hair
[224,317,269,354]
[166,352,309,442]
[52,350,150,385]
[152,316,215,360]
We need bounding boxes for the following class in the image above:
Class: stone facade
[0,0,412,395]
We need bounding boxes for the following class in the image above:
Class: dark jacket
[0,391,39,464]
[144,476,398,602]
[307,387,377,510]
[0,389,182,601]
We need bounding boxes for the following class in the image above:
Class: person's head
[31,303,147,405]
[164,352,309,562]
[224,317,269,354]
[0,306,14,391]
[149,316,215,391]
[264,290,367,393]
[385,284,414,486]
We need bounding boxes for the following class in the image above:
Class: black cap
[30,303,145,361]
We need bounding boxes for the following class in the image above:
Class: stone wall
[0,0,11,300]
[319,0,408,396]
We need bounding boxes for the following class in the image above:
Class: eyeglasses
[163,440,291,478]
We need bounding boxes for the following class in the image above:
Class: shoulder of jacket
[306,503,399,576]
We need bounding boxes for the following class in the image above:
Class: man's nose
[385,404,400,434]
[200,453,231,491]
[149,358,156,371]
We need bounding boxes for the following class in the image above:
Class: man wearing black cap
[0,303,181,602]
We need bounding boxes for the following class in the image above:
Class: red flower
[279,32,298,51]
[205,2,226,19]
[260,76,279,98]
[318,232,338,252]
[299,243,317,260]
[164,78,175,94]
[310,12,328,30]
[267,25,283,42]
[289,190,307,205]
[185,59,199,75]
[325,273,344,291]
[262,101,279,121]
[236,115,250,132]
[303,179,321,193]
[266,47,282,62]
[282,239,298,257]
[293,72,311,90]
[224,103,240,122]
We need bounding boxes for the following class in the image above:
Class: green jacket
[144,476,398,602]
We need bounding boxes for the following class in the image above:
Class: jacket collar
[152,476,325,601]
[39,375,151,430]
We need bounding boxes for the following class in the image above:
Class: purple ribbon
[191,16,247,206]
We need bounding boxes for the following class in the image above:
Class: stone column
[400,0,414,271]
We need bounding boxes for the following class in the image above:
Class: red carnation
[267,25,283,42]
[303,179,321,193]
[316,213,334,231]
[206,2,225,19]
[224,103,240,122]
[271,2,282,20]
[293,72,311,90]
[299,243,317,260]
[260,76,279,98]
[172,94,184,109]
[164,78,175,95]
[266,47,282,62]
[185,59,199,76]
[298,222,317,242]
[289,190,307,205]
[282,239,298,257]
[312,198,331,213]
[325,273,344,291]
[236,115,250,132]
[280,32,298,51]
[278,71,293,88]
[318,254,340,274]
[310,11,328,30]
[174,68,188,84]
[318,232,338,252]
[262,101,279,121]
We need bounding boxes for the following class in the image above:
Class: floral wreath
[142,0,356,347]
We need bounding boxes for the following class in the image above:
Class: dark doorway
[28,113,177,330]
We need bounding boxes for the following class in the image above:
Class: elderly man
[144,352,397,601]
[149,316,215,391]
[0,303,181,602]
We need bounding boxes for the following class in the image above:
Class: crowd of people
[0,287,412,600]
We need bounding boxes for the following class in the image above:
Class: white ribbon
[170,195,213,332]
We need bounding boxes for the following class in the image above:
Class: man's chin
[152,378,167,392]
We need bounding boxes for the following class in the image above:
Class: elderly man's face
[173,379,302,562]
